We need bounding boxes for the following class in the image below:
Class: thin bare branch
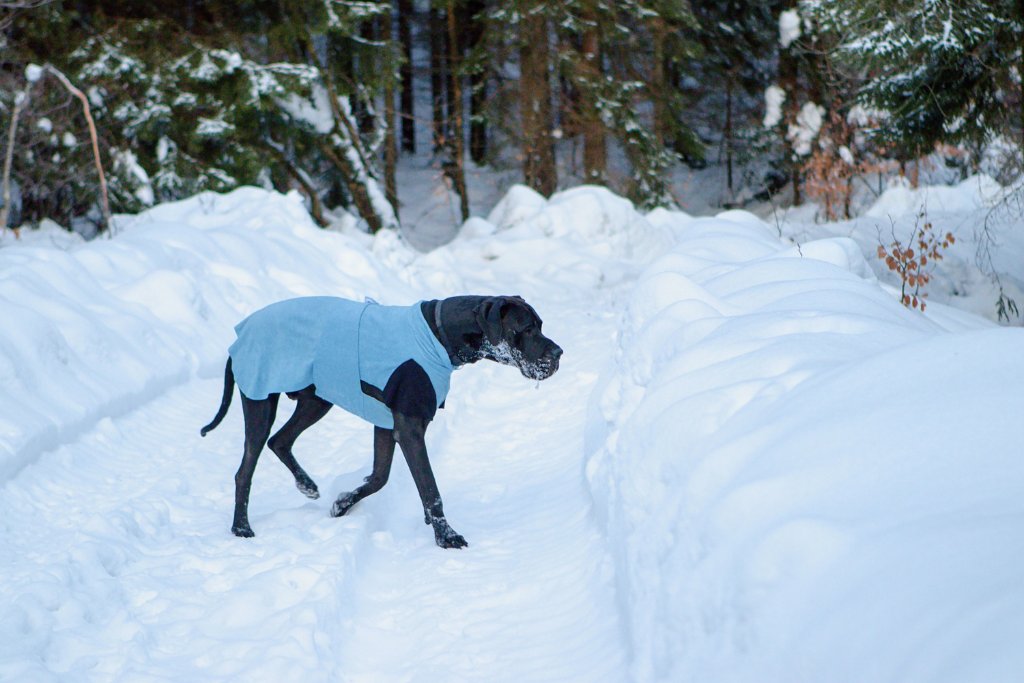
[43,64,113,235]
[1,86,30,235]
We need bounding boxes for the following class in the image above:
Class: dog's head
[474,296,562,380]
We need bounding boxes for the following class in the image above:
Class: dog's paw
[331,494,356,518]
[232,524,255,538]
[437,531,468,549]
[432,521,468,549]
[295,473,320,500]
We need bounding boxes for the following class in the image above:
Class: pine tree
[582,0,700,208]
[4,0,401,231]
[757,2,840,205]
[558,0,606,183]
[429,4,447,152]
[688,0,781,195]
[445,0,470,220]
[486,0,559,196]
[463,0,488,164]
[809,0,1024,166]
[397,0,416,154]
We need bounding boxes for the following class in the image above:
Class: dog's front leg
[393,413,467,549]
[331,426,396,517]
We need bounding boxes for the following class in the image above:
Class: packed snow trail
[9,180,1019,682]
[0,304,624,682]
[1,185,670,681]
[334,302,624,682]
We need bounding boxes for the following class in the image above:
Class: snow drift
[586,209,1024,682]
[1,178,1021,682]
[0,188,415,482]
[0,182,670,682]
[782,174,1024,322]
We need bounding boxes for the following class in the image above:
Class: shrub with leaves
[803,103,896,220]
[876,208,954,311]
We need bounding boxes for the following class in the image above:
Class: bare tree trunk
[397,0,415,154]
[383,6,399,218]
[430,6,447,152]
[303,32,396,232]
[45,65,112,234]
[446,0,470,221]
[264,140,329,227]
[650,15,669,149]
[519,6,557,196]
[580,2,605,184]
[0,87,28,234]
[778,42,802,206]
[725,76,733,194]
[319,141,387,233]
[466,0,487,164]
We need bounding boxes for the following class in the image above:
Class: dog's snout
[551,345,563,360]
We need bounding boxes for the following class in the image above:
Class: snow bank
[0,181,669,682]
[782,174,1024,322]
[486,183,673,259]
[0,188,409,481]
[586,210,1024,681]
[5,176,1021,681]
[864,173,1005,218]
[0,183,671,483]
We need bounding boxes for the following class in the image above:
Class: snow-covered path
[336,304,624,683]
[0,186,656,682]
[0,302,625,683]
[7,179,1020,682]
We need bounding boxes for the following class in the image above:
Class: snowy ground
[2,178,1023,682]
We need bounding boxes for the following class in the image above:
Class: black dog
[201,295,562,548]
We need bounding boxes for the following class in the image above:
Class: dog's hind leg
[268,386,331,500]
[331,426,396,518]
[232,392,280,538]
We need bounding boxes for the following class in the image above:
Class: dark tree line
[1,0,1022,235]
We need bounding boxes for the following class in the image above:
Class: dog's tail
[200,358,234,437]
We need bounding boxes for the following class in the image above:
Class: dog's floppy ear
[508,295,541,325]
[474,297,506,346]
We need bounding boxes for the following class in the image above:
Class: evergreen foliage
[490,0,702,208]
[2,0,1022,232]
[809,0,1024,159]
[687,0,784,194]
[3,0,398,231]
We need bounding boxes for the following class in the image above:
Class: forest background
[1,0,1022,240]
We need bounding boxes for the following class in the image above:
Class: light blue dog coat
[229,297,453,429]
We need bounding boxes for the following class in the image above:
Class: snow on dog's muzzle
[483,339,562,380]
[525,345,562,380]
